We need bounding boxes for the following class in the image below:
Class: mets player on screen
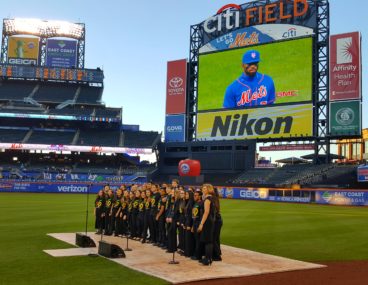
[223,50,276,108]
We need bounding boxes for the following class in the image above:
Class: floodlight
[3,18,84,39]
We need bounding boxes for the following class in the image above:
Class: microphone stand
[86,181,98,256]
[85,183,91,236]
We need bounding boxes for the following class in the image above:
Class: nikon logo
[211,114,293,137]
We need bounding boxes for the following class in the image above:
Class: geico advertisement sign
[196,103,313,140]
[239,190,268,199]
[8,36,39,62]
[8,58,38,65]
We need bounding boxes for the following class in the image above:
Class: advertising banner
[329,100,361,136]
[269,196,311,203]
[0,182,139,194]
[165,114,186,142]
[196,103,313,140]
[198,37,313,111]
[0,143,152,155]
[199,24,314,53]
[259,144,314,151]
[8,36,39,65]
[0,112,119,123]
[166,59,187,114]
[46,39,78,68]
[329,32,361,101]
[218,187,269,200]
[357,165,368,182]
[217,187,311,203]
[316,191,368,206]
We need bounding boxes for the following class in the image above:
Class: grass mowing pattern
[221,199,368,261]
[0,193,167,285]
[0,193,367,284]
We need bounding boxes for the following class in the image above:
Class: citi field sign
[203,0,310,35]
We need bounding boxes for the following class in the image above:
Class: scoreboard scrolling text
[0,64,104,83]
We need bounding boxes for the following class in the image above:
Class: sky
[1,0,366,161]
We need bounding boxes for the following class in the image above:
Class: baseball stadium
[0,1,367,285]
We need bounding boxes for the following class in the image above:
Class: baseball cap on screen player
[242,50,260,64]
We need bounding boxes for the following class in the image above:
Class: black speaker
[98,241,126,258]
[75,233,96,248]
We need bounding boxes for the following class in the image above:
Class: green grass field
[198,37,313,111]
[0,193,367,285]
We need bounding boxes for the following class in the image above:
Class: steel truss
[188,0,331,164]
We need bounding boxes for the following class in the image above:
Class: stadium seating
[300,164,356,185]
[48,108,94,116]
[75,86,103,104]
[0,128,29,143]
[94,108,121,118]
[233,168,275,184]
[0,80,36,101]
[77,128,121,146]
[123,131,161,148]
[26,129,76,145]
[33,83,78,103]
[232,164,346,186]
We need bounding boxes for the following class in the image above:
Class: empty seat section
[48,108,93,116]
[76,86,102,104]
[94,108,120,118]
[33,83,77,103]
[123,131,160,148]
[0,81,36,101]
[0,128,28,143]
[27,130,76,144]
[78,129,120,146]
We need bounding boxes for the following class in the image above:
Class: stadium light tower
[1,18,85,67]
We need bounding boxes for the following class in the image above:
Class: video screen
[197,37,313,111]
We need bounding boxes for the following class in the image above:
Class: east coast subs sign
[203,0,310,35]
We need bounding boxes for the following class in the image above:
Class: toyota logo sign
[169,77,183,88]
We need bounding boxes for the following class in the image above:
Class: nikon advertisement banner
[8,36,39,65]
[196,103,313,140]
[330,100,361,136]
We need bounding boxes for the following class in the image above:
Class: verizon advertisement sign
[166,59,187,114]
[330,32,361,101]
[259,144,314,151]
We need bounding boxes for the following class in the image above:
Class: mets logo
[28,42,35,49]
[336,108,354,126]
[180,163,190,175]
[251,52,257,59]
[169,77,183,88]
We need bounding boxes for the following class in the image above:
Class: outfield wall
[0,181,130,194]
[217,187,368,206]
[0,181,367,206]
